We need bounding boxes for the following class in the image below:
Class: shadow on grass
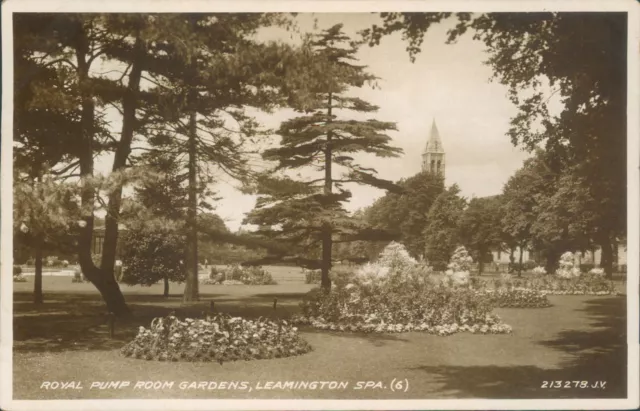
[300,326,410,347]
[407,296,627,399]
[13,289,309,354]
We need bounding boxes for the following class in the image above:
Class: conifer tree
[14,13,306,310]
[133,14,303,302]
[245,24,402,289]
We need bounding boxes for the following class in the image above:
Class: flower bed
[471,265,615,298]
[292,243,512,336]
[202,265,277,286]
[478,288,551,308]
[121,314,312,362]
[504,273,615,295]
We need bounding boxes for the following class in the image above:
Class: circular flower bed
[121,314,312,362]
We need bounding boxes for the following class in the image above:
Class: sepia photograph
[1,1,638,410]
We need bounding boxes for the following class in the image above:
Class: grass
[12,276,628,400]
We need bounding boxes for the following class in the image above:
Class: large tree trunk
[544,247,560,276]
[183,109,199,302]
[518,244,524,277]
[477,249,485,275]
[33,236,43,304]
[320,92,334,291]
[163,275,170,298]
[32,171,44,304]
[74,29,145,318]
[509,247,515,274]
[612,237,619,271]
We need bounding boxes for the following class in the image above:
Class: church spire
[425,119,444,154]
[421,119,446,177]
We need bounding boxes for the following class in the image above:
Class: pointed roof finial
[425,119,444,153]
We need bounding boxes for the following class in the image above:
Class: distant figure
[114,260,123,281]
[204,259,209,269]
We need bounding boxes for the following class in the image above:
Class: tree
[245,24,402,290]
[12,14,161,316]
[423,184,466,270]
[13,178,80,303]
[458,195,503,274]
[501,149,601,275]
[366,171,445,257]
[13,14,103,304]
[500,162,539,275]
[120,224,185,297]
[14,13,306,313]
[363,12,627,277]
[130,14,305,302]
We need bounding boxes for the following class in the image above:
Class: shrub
[555,251,580,278]
[377,241,418,269]
[121,313,312,362]
[45,256,60,267]
[532,266,547,275]
[447,246,473,273]
[443,246,472,286]
[120,227,185,287]
[13,265,22,276]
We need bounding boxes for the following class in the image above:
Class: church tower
[421,119,445,178]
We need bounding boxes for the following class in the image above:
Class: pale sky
[97,13,535,231]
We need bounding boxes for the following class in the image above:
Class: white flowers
[446,270,470,286]
[445,246,473,286]
[447,246,474,272]
[377,242,418,268]
[589,267,605,276]
[532,266,547,275]
[555,251,581,279]
[355,262,390,281]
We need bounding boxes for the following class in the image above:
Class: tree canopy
[244,24,402,289]
[363,12,627,276]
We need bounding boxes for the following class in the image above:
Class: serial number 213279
[541,380,607,389]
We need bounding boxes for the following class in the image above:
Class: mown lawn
[12,276,628,400]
